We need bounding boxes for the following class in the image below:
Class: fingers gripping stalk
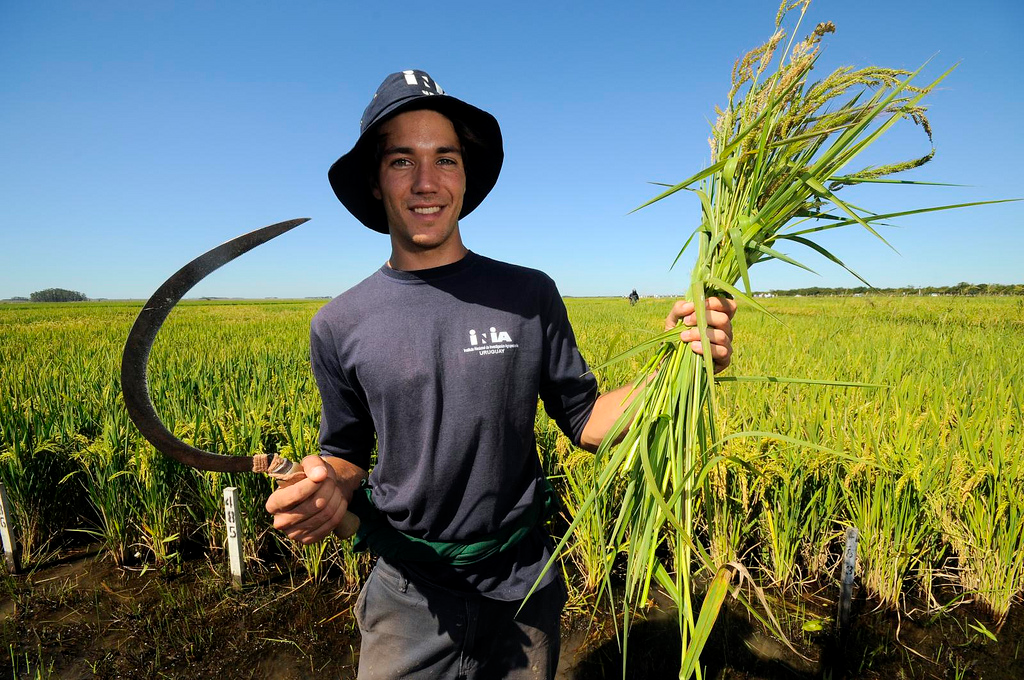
[119,218,359,537]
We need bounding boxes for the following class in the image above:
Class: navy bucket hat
[328,70,504,234]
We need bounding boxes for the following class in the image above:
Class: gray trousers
[355,557,565,679]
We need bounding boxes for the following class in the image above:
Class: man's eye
[438,158,458,166]
[391,158,412,167]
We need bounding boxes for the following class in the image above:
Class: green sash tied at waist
[349,477,556,566]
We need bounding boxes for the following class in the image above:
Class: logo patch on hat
[403,69,444,96]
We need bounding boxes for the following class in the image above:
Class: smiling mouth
[412,206,442,215]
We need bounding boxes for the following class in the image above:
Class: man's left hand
[664,297,737,373]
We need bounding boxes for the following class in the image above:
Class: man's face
[373,109,466,253]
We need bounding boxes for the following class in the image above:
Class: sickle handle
[266,456,361,538]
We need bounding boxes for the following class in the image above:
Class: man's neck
[387,238,469,272]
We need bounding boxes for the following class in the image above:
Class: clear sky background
[1,0,1021,300]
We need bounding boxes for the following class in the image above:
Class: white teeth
[412,206,441,215]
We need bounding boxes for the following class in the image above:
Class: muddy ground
[3,547,1021,679]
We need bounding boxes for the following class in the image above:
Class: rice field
[1,295,1022,671]
[570,295,1024,612]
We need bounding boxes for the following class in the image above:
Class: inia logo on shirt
[463,327,518,356]
[469,327,512,345]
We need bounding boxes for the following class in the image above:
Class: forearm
[578,379,649,452]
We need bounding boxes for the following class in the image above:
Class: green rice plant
[69,422,186,572]
[134,446,186,569]
[69,400,143,564]
[8,643,56,680]
[172,408,278,562]
[798,462,843,581]
[187,468,231,557]
[231,473,278,561]
[72,424,141,566]
[0,441,80,567]
[332,539,374,592]
[291,535,334,585]
[0,303,130,560]
[535,411,614,609]
[701,446,755,571]
[0,334,89,562]
[185,467,276,562]
[558,447,615,596]
[843,469,935,609]
[756,448,832,590]
[278,533,371,590]
[535,2,1010,675]
[929,408,1024,625]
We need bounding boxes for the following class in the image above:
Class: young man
[265,70,736,679]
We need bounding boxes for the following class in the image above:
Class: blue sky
[1,0,1021,299]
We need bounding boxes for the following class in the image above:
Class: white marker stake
[0,482,18,573]
[837,526,859,635]
[224,487,245,588]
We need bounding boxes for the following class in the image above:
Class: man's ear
[372,183,381,200]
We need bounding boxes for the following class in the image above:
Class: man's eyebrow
[381,145,462,156]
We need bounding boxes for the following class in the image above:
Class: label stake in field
[0,482,18,573]
[119,218,360,535]
[224,487,245,588]
[837,526,859,637]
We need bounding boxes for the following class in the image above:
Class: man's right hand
[664,297,736,373]
[265,454,366,544]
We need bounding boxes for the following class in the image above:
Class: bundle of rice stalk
[532,1,1012,677]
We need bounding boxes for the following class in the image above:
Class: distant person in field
[265,69,736,679]
[629,288,639,306]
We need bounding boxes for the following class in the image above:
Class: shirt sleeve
[537,277,598,446]
[309,315,375,471]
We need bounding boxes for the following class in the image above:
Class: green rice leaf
[785,198,1021,238]
[752,242,819,275]
[828,176,967,187]
[671,227,705,270]
[630,160,729,213]
[715,375,887,388]
[776,234,872,287]
[590,327,680,373]
[653,562,680,603]
[800,173,898,252]
[679,565,734,680]
[729,227,752,295]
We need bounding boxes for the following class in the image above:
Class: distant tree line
[30,288,88,302]
[761,283,1024,297]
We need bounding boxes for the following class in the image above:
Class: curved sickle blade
[120,218,310,473]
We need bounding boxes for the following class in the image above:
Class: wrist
[320,455,369,499]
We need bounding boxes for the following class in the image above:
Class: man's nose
[412,163,439,193]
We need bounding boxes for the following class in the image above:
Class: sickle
[120,218,360,535]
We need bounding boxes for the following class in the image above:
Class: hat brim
[328,96,503,234]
